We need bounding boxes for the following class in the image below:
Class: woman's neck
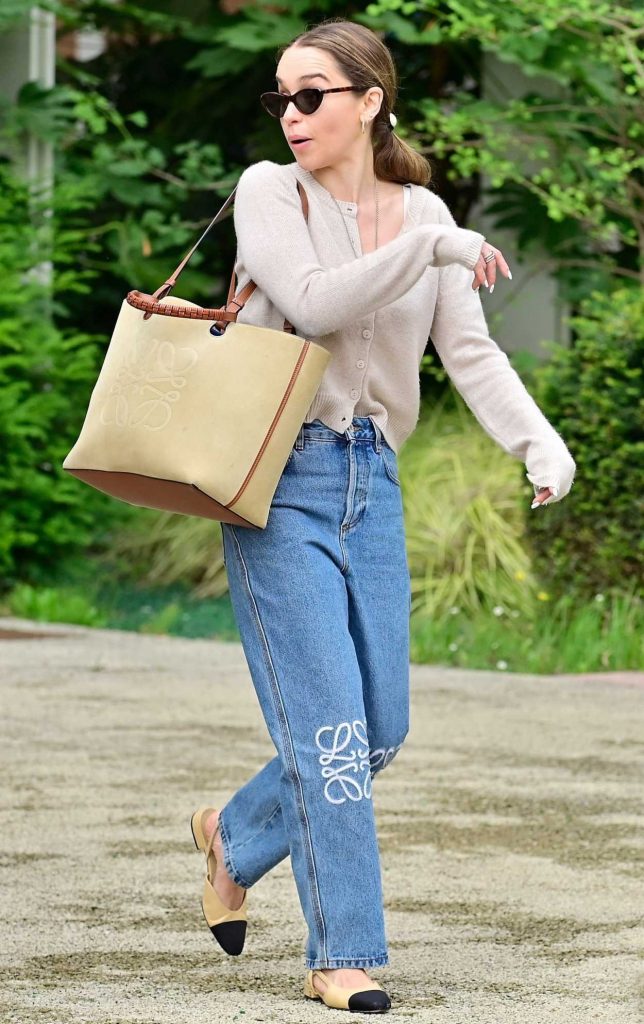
[309,156,377,206]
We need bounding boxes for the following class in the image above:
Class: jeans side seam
[229,525,329,963]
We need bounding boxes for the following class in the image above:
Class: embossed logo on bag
[100,337,198,431]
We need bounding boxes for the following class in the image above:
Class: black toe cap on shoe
[347,989,392,1012]
[211,920,247,956]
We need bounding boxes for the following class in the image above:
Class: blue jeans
[218,416,411,970]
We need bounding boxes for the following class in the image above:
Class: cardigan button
[350,388,359,399]
[356,360,365,369]
[362,329,372,339]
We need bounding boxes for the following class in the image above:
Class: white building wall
[0,7,55,177]
[0,7,56,286]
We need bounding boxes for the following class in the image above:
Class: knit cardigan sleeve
[232,160,486,337]
[428,195,576,503]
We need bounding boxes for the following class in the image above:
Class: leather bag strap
[135,177,309,333]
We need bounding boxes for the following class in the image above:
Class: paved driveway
[1,617,642,1023]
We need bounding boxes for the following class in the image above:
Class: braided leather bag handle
[126,178,309,334]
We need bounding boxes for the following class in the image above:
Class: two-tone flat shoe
[190,805,248,956]
[304,969,392,1012]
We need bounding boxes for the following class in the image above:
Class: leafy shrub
[526,286,643,596]
[139,602,183,634]
[401,394,542,618]
[0,70,237,591]
[103,505,227,599]
[0,165,132,589]
[7,582,107,626]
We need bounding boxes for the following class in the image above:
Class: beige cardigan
[231,159,576,503]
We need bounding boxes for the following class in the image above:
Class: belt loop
[370,416,382,452]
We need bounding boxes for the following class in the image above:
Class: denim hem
[216,808,253,889]
[305,954,389,969]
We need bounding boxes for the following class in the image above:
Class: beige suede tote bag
[62,179,330,529]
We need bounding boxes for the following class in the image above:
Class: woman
[190,18,576,1014]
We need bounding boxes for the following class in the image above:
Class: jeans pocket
[381,445,401,486]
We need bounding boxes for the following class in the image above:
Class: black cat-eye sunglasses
[260,86,366,119]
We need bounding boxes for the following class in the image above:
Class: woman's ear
[363,86,383,121]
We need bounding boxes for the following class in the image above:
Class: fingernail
[508,271,513,280]
[531,499,542,509]
[483,280,489,288]
[490,284,494,293]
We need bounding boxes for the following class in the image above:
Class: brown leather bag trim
[222,179,310,332]
[64,468,261,528]
[225,180,310,303]
[135,178,309,333]
[226,338,313,510]
[126,291,239,320]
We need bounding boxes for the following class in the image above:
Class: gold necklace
[327,176,379,256]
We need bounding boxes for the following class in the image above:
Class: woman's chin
[293,151,326,172]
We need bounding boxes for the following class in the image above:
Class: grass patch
[409,586,642,673]
[1,560,239,641]
[1,568,640,674]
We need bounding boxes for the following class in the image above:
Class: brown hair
[276,18,432,187]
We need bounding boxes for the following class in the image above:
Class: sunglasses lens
[260,88,324,118]
[297,89,323,114]
[260,93,284,118]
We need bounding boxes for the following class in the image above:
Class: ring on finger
[484,251,496,264]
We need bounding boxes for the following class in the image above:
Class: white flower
[492,605,505,616]
[449,605,460,615]
[389,112,397,128]
[448,642,459,652]
[496,660,508,670]
[594,593,605,603]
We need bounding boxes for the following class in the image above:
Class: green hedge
[0,165,131,589]
[526,285,643,597]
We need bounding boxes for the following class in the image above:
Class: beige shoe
[190,805,248,956]
[304,968,392,1012]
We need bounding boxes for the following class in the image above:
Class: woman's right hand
[471,241,512,293]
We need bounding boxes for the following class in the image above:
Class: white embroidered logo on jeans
[315,719,372,804]
[369,743,403,774]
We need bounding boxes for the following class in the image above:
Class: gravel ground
[0,616,642,1023]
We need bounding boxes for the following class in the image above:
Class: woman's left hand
[531,486,557,509]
